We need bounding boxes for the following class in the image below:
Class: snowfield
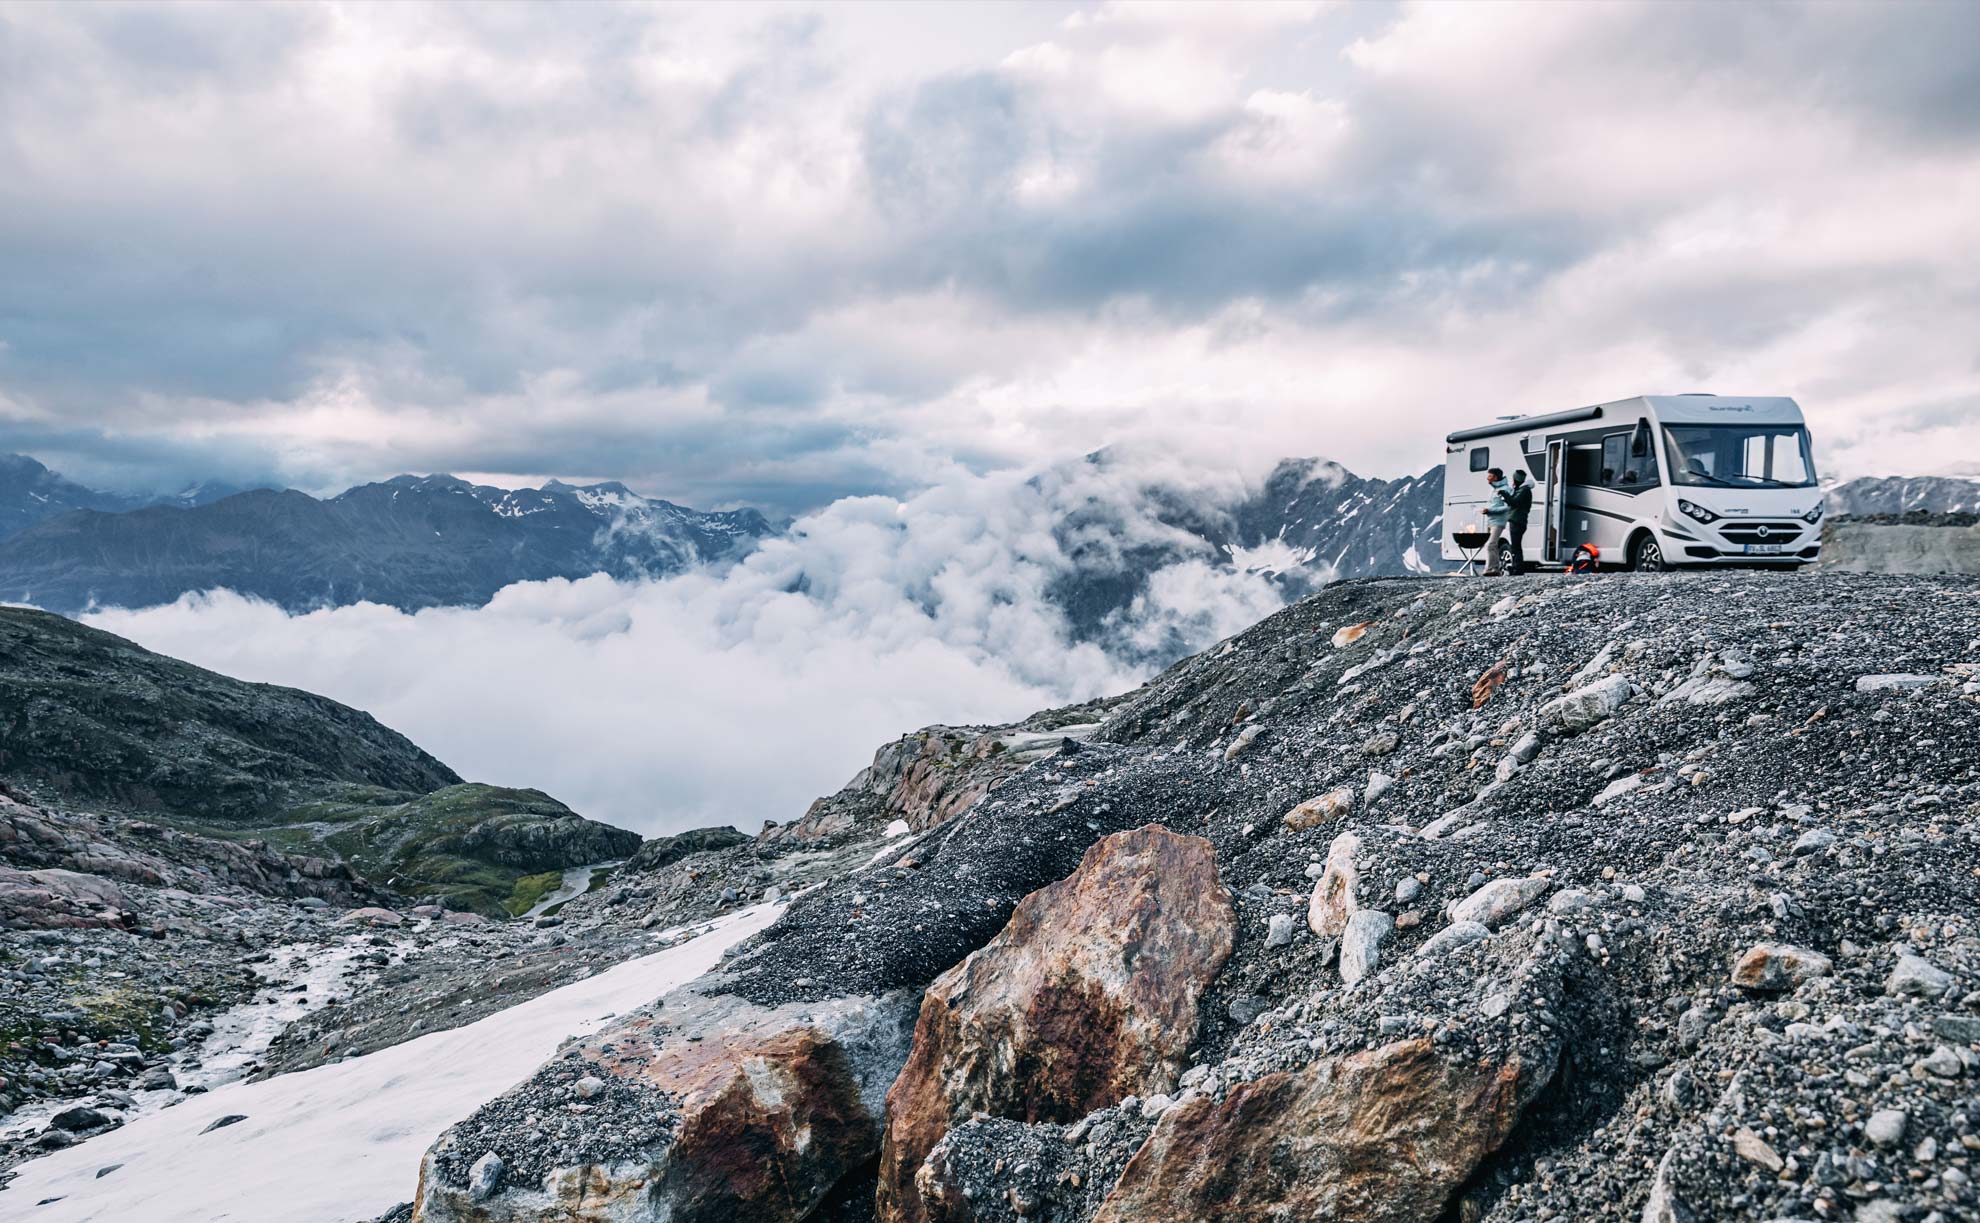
[1,904,782,1223]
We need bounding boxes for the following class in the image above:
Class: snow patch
[4,904,782,1223]
[1223,537,1319,575]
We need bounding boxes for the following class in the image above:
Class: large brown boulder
[876,824,1236,1223]
[411,988,917,1223]
[1092,1039,1547,1223]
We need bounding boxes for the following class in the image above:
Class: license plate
[1743,543,1784,555]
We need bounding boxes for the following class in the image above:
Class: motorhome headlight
[1801,504,1824,524]
[1677,498,1720,524]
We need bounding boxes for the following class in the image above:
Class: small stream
[0,935,392,1148]
[522,860,622,918]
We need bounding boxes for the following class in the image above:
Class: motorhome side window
[1601,434,1626,485]
[1599,429,1660,489]
[1469,448,1490,472]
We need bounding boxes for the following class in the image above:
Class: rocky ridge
[0,607,640,914]
[0,605,459,821]
[410,570,1980,1223]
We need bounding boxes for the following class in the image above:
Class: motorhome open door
[1543,439,1566,564]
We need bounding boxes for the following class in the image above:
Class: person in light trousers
[1481,468,1512,576]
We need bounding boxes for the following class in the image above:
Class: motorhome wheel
[1630,533,1668,573]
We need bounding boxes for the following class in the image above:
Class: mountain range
[1822,472,1980,517]
[3,450,1973,632]
[0,453,252,539]
[0,460,776,613]
[0,452,1449,647]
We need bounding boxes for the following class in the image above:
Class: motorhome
[1441,395,1825,572]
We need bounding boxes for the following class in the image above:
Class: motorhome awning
[1446,405,1604,444]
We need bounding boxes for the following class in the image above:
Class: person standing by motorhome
[1481,468,1512,576]
[1506,469,1533,576]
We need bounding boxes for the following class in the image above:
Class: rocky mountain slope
[1826,475,1980,518]
[0,607,636,914]
[1045,455,1447,660]
[0,619,1136,1198]
[0,605,458,818]
[407,570,1980,1223]
[0,454,251,542]
[0,471,776,614]
[266,784,641,917]
[1236,457,1446,578]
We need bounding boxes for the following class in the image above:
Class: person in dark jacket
[1505,469,1534,576]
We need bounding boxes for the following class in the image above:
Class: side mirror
[1631,420,1652,457]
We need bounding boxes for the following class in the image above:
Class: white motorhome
[1441,395,1826,572]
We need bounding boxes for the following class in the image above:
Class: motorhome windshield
[1662,424,1816,488]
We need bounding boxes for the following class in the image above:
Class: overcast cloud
[4,0,1977,506]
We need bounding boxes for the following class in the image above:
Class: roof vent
[1679,392,1716,397]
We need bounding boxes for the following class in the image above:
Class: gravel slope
[716,571,1980,1222]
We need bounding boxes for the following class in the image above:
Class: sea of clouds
[84,449,1298,837]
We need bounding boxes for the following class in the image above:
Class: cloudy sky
[3,0,1978,512]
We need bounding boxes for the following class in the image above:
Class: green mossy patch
[184,783,639,916]
[504,870,566,917]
